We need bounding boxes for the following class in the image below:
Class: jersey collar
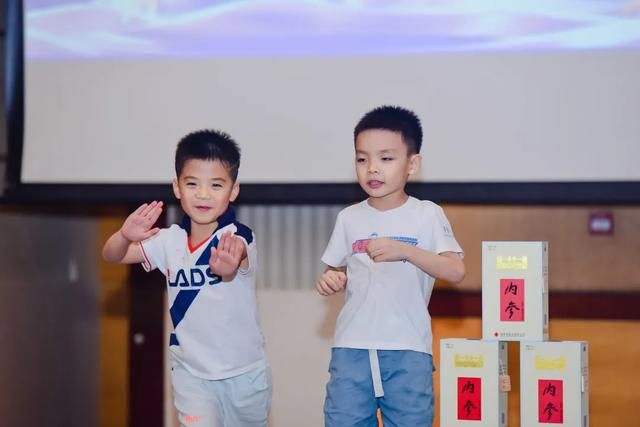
[180,205,238,265]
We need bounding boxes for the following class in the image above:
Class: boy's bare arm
[409,249,465,284]
[316,266,347,296]
[102,201,163,264]
[366,238,465,284]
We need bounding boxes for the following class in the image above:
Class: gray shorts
[171,364,272,427]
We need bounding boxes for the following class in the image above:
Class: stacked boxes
[440,242,589,426]
[482,241,549,341]
[521,341,589,427]
[440,339,508,427]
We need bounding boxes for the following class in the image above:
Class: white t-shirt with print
[322,197,463,355]
[139,208,266,380]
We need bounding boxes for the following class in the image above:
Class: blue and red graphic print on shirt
[352,232,418,254]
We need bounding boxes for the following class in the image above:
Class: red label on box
[457,377,481,421]
[538,379,563,423]
[500,278,525,321]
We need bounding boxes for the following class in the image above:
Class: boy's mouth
[195,205,212,212]
[367,180,384,189]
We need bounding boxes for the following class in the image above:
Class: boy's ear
[229,181,240,202]
[408,153,422,176]
[172,178,181,200]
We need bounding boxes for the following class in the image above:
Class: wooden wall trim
[4,181,640,205]
[430,289,640,320]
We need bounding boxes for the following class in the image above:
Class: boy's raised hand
[120,201,163,242]
[366,237,408,263]
[209,231,245,280]
[316,269,347,296]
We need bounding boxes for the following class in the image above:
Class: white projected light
[21,1,640,185]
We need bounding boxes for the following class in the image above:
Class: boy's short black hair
[175,129,241,181]
[354,105,423,154]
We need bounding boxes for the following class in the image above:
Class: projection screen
[5,0,640,203]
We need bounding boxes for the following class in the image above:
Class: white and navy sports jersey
[139,206,266,380]
[322,197,464,355]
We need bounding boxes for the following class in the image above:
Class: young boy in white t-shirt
[103,130,270,427]
[316,106,465,426]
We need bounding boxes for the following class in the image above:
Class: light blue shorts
[171,363,272,427]
[324,348,435,427]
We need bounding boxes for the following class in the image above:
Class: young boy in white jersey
[316,106,465,426]
[103,130,270,427]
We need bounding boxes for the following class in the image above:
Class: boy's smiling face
[355,129,421,210]
[173,158,239,236]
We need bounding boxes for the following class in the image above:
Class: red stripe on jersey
[139,242,152,270]
[188,236,210,253]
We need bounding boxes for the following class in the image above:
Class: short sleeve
[321,210,349,268]
[431,205,464,258]
[139,228,168,272]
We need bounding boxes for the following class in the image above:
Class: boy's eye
[356,158,366,163]
[212,183,222,188]
[382,157,394,161]
[186,182,197,187]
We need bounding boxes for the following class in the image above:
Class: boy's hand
[209,231,245,280]
[316,270,347,296]
[120,201,163,242]
[366,238,408,263]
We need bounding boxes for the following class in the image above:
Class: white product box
[520,341,589,427]
[440,339,508,427]
[482,241,549,341]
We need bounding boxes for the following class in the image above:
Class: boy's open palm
[316,269,347,296]
[366,238,408,263]
[120,201,163,242]
[209,232,245,279]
